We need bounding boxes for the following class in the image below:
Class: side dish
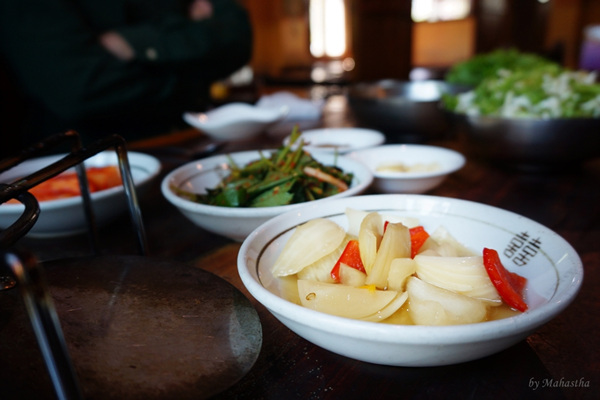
[443,49,600,118]
[376,162,441,173]
[6,166,122,203]
[172,128,354,207]
[271,208,528,326]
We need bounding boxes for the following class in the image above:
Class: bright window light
[310,0,347,58]
[412,0,472,23]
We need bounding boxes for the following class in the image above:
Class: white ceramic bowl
[283,127,385,154]
[161,150,373,242]
[348,144,465,193]
[238,194,583,367]
[0,151,161,238]
[183,103,289,141]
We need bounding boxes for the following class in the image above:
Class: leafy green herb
[173,126,354,208]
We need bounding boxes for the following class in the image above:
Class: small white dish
[283,127,385,154]
[237,194,583,366]
[183,103,289,141]
[0,151,161,238]
[161,150,373,242]
[256,91,324,121]
[348,144,465,193]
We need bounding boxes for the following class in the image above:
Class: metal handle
[0,131,148,255]
[2,248,83,400]
[0,131,151,399]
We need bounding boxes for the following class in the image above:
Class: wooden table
[5,93,600,400]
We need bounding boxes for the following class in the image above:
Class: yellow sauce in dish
[376,162,441,173]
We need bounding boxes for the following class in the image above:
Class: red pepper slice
[409,226,430,258]
[331,240,366,282]
[483,248,528,312]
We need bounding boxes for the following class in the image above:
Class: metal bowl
[347,80,471,142]
[452,114,600,170]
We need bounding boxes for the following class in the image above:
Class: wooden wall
[412,17,476,68]
[348,0,413,81]
[243,0,600,82]
[474,0,600,68]
[545,0,600,68]
[243,0,312,78]
[244,0,413,82]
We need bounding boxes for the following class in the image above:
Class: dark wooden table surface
[4,91,599,400]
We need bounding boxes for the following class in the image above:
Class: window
[411,0,472,23]
[309,0,347,58]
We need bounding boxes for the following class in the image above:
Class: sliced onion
[298,236,350,283]
[298,279,399,319]
[339,262,367,287]
[272,218,345,277]
[358,212,383,274]
[407,277,487,325]
[387,258,417,291]
[365,222,410,289]
[361,291,409,322]
[429,226,477,256]
[380,214,420,229]
[414,255,501,303]
[345,207,368,237]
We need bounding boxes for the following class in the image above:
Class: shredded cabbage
[444,66,600,119]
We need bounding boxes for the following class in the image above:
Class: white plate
[184,103,289,141]
[283,128,385,153]
[0,151,161,238]
[238,194,583,366]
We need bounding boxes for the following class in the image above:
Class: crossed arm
[100,0,215,61]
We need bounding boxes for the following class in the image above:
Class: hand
[99,31,135,61]
[189,0,213,21]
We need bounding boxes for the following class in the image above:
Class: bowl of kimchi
[0,151,161,237]
[237,194,583,366]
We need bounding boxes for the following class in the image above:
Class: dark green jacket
[0,0,252,146]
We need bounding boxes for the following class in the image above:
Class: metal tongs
[0,131,148,400]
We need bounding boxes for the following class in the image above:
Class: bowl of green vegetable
[161,140,374,241]
[443,52,600,169]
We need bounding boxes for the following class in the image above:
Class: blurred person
[0,0,252,151]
